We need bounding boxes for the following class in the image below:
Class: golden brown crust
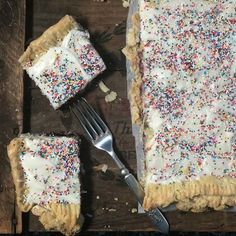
[18,15,78,68]
[7,137,83,235]
[122,13,143,125]
[144,176,236,212]
[7,138,33,212]
[32,203,84,236]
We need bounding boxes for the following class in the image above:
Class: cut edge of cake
[122,1,236,212]
[7,134,84,236]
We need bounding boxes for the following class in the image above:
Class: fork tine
[80,98,108,132]
[78,100,103,135]
[71,103,97,140]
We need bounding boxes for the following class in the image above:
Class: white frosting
[140,0,236,184]
[27,47,88,109]
[147,108,164,131]
[19,135,81,205]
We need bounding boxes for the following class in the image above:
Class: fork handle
[122,172,144,204]
[109,150,145,203]
[109,151,169,233]
[122,169,169,233]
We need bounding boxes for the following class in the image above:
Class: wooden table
[1,0,236,233]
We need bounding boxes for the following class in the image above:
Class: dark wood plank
[25,0,236,233]
[0,0,25,233]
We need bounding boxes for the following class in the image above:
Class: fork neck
[107,150,128,174]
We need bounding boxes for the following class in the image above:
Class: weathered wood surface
[0,0,25,233]
[12,0,236,233]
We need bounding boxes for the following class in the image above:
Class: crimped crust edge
[144,176,236,212]
[7,137,33,212]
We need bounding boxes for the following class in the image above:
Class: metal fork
[71,98,169,234]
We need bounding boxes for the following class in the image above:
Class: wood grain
[0,0,25,233]
[21,0,236,233]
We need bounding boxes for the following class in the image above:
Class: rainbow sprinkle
[19,134,81,206]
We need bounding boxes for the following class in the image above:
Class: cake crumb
[114,197,119,201]
[96,195,100,200]
[101,164,108,173]
[104,225,111,228]
[99,80,110,93]
[131,208,137,213]
[98,81,117,103]
[105,91,117,103]
[125,202,129,205]
[108,208,117,212]
[122,0,130,7]
[93,164,108,173]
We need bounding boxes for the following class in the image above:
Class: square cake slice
[7,134,83,235]
[19,15,106,109]
[123,0,236,212]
